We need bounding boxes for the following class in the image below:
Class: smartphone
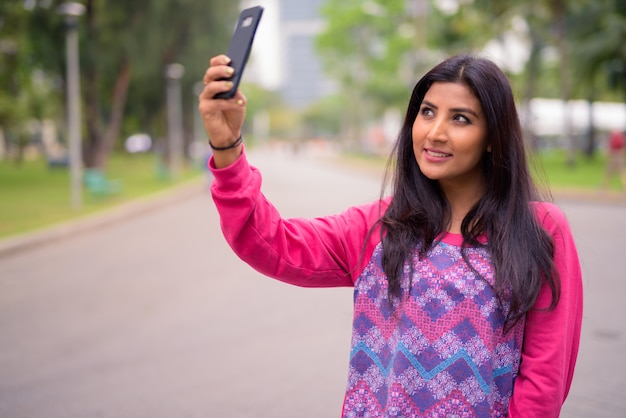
[214,6,264,99]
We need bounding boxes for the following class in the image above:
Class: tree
[570,0,626,155]
[316,0,442,149]
[0,1,28,161]
[548,0,577,165]
[79,0,239,169]
[0,1,64,164]
[315,0,553,150]
[316,0,626,157]
[0,0,239,169]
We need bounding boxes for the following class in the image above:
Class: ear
[486,144,492,153]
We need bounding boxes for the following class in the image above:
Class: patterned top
[209,150,583,418]
[343,241,523,417]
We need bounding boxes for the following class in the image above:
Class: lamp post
[165,63,185,179]
[58,2,86,209]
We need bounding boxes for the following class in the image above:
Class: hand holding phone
[214,6,264,99]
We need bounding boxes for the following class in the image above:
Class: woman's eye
[420,107,434,117]
[454,114,470,123]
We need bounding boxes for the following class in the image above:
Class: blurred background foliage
[316,0,626,160]
[0,0,625,170]
[0,0,238,169]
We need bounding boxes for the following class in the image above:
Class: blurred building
[278,0,335,108]
[243,0,336,109]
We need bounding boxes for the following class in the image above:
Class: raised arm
[198,54,246,168]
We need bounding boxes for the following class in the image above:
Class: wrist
[209,135,243,151]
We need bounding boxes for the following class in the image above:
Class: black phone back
[214,6,264,99]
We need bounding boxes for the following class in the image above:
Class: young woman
[199,53,583,417]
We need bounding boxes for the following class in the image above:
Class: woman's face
[412,81,490,194]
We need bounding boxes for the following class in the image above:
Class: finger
[205,89,247,107]
[199,79,235,100]
[209,55,232,67]
[198,92,236,119]
[231,90,247,107]
[202,65,235,85]
[198,88,246,119]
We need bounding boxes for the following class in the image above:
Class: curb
[0,178,205,259]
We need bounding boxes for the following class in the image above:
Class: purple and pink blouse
[209,150,583,418]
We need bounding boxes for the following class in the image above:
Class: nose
[427,116,447,142]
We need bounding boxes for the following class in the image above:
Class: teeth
[427,150,450,158]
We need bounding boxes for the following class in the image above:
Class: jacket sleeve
[509,202,583,417]
[209,149,384,288]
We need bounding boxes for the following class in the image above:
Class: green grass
[531,149,619,190]
[0,153,203,239]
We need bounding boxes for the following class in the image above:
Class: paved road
[0,149,624,417]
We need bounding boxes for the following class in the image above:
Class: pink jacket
[210,150,583,417]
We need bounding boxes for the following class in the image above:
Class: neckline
[437,231,488,246]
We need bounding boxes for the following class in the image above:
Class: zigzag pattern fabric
[211,153,583,417]
[342,242,525,417]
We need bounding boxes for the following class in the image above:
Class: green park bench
[83,169,123,197]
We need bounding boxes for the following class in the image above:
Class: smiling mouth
[425,149,452,158]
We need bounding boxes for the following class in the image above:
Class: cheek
[466,142,489,168]
[411,120,425,145]
[459,131,489,155]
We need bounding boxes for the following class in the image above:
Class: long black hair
[380,54,559,329]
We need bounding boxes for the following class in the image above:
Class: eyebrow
[422,100,480,118]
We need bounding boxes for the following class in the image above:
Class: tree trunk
[94,57,131,168]
[82,0,132,170]
[552,0,576,167]
[584,87,596,158]
[623,61,626,132]
[522,26,542,151]
[83,0,102,169]
[83,55,102,168]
